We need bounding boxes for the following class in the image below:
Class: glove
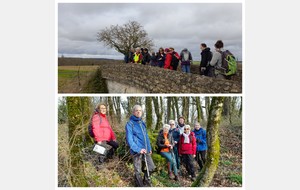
[196,138,202,143]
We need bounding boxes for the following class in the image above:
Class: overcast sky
[58,3,242,61]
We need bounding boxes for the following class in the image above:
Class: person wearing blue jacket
[169,120,181,176]
[192,122,207,171]
[150,52,156,66]
[125,105,154,187]
[156,47,166,68]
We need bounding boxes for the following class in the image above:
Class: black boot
[135,174,144,187]
[143,171,151,187]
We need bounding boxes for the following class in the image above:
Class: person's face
[170,123,175,129]
[200,45,204,51]
[195,124,201,130]
[137,49,140,53]
[100,105,106,115]
[131,49,134,52]
[179,118,184,124]
[170,49,174,53]
[184,127,190,134]
[133,107,142,118]
[159,49,163,53]
[144,50,147,53]
[163,127,170,134]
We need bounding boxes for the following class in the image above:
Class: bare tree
[191,97,224,187]
[96,20,155,55]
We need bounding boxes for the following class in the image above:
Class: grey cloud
[58,3,242,60]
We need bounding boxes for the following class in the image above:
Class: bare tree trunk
[174,97,180,120]
[159,96,164,128]
[80,97,93,147]
[239,97,242,118]
[191,97,224,187]
[145,97,153,130]
[171,99,175,121]
[196,97,202,123]
[166,97,171,124]
[66,97,88,187]
[152,97,162,130]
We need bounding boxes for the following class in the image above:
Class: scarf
[183,132,190,143]
[178,122,185,127]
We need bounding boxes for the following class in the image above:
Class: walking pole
[171,147,181,176]
[144,153,151,183]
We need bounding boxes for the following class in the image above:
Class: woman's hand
[193,155,196,158]
[174,141,177,144]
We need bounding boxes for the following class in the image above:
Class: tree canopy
[96,21,155,55]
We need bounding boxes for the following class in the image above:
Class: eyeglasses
[170,124,175,125]
[100,108,106,110]
[184,128,189,130]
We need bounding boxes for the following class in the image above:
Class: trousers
[160,151,178,175]
[132,153,155,187]
[195,150,206,169]
[182,154,195,177]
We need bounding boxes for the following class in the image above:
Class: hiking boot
[191,176,196,181]
[168,171,174,180]
[175,175,181,181]
[143,179,151,187]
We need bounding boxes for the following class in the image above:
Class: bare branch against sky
[58,3,242,60]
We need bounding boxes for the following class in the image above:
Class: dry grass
[58,65,100,72]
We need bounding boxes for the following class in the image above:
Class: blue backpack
[124,54,128,63]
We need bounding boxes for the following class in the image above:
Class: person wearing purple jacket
[180,47,193,73]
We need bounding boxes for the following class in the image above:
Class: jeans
[160,151,178,175]
[132,153,155,187]
[182,65,190,73]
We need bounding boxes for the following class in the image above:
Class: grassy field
[58,66,100,92]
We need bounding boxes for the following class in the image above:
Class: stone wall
[100,64,242,93]
[177,64,242,83]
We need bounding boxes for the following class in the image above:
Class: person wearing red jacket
[164,48,173,70]
[165,47,180,70]
[92,103,119,164]
[178,125,197,181]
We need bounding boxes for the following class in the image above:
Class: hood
[203,47,211,52]
[129,114,142,123]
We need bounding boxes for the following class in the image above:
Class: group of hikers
[91,103,207,187]
[125,40,237,80]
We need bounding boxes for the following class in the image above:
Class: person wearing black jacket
[128,48,135,63]
[156,124,180,181]
[142,48,151,65]
[200,43,213,77]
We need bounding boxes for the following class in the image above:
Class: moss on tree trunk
[145,97,153,130]
[66,97,88,187]
[191,97,224,187]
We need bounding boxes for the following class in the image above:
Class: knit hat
[164,48,169,52]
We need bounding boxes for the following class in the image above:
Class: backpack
[125,120,146,146]
[216,50,237,76]
[124,54,128,63]
[171,52,179,67]
[182,51,190,62]
[88,114,102,138]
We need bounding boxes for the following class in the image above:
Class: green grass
[220,160,233,165]
[192,61,201,64]
[58,69,90,78]
[228,173,242,184]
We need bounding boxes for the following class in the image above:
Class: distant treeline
[58,58,123,66]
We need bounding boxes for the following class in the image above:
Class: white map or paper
[93,144,106,154]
